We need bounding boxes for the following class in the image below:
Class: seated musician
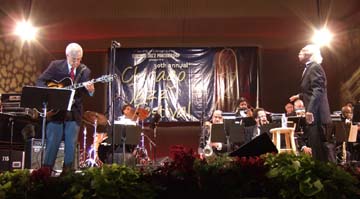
[244,108,272,143]
[234,97,253,118]
[198,110,227,158]
[284,102,296,117]
[294,99,306,117]
[339,104,360,161]
[101,104,141,165]
[341,104,360,132]
[341,105,353,124]
[116,104,137,126]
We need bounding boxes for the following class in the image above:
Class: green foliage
[0,153,359,199]
[265,153,360,199]
[0,169,30,198]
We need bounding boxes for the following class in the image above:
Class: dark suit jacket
[298,62,333,161]
[36,59,92,125]
[299,61,331,125]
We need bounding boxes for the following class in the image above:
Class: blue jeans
[43,121,79,168]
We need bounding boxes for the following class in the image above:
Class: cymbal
[83,111,108,126]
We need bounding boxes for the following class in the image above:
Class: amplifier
[0,150,25,171]
[25,139,79,171]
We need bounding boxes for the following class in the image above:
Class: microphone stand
[9,116,14,171]
[40,102,48,168]
[109,40,121,163]
[152,122,158,166]
[149,113,160,166]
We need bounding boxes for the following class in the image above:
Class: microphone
[112,40,121,47]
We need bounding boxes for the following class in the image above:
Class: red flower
[30,167,51,182]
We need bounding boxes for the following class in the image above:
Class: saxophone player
[198,110,225,158]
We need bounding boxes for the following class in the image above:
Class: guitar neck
[63,75,114,89]
[65,79,96,89]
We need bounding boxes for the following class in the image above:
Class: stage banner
[112,47,258,122]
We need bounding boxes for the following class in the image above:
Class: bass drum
[97,140,112,164]
[97,139,137,165]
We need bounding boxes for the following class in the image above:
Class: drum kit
[79,106,156,168]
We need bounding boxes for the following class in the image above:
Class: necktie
[70,67,75,81]
[302,63,311,78]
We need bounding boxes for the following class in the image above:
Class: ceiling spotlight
[311,27,333,47]
[14,20,38,42]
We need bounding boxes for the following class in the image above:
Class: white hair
[213,110,223,115]
[302,44,323,64]
[65,43,83,57]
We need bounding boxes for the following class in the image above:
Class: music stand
[353,104,360,123]
[113,124,141,164]
[229,133,278,157]
[229,123,245,145]
[236,116,256,127]
[211,124,227,143]
[287,116,306,132]
[21,86,75,167]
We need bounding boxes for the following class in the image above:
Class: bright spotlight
[311,27,333,47]
[14,20,38,41]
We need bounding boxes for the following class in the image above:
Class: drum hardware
[116,106,151,165]
[79,126,88,168]
[85,115,100,167]
[133,108,153,166]
[149,113,161,165]
[81,111,108,168]
[82,111,109,126]
[135,131,151,165]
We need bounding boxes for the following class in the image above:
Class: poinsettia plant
[0,146,359,199]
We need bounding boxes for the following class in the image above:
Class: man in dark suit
[290,44,334,162]
[36,43,94,173]
[198,110,227,158]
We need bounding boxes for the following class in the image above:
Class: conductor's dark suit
[298,61,333,162]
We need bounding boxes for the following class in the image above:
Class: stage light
[14,20,38,42]
[311,27,333,47]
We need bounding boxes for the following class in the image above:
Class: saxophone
[202,122,213,157]
[203,142,213,157]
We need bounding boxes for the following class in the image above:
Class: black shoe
[60,165,74,177]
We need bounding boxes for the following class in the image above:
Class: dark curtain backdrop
[111,47,258,122]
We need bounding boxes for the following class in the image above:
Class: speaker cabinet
[0,150,25,171]
[25,139,79,171]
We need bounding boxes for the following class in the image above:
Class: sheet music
[67,89,76,111]
[348,124,358,142]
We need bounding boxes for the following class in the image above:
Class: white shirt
[115,115,137,126]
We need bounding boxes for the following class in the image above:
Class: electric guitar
[47,74,116,89]
[35,74,116,118]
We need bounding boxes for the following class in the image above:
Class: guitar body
[43,78,75,117]
[34,74,115,118]
[46,78,73,88]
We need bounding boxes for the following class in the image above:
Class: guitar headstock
[96,74,117,83]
